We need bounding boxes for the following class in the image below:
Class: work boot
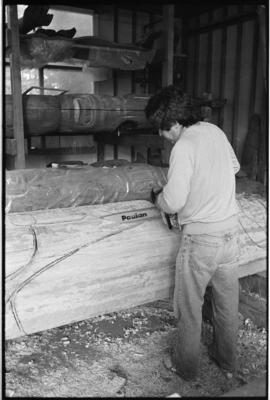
[163,349,198,381]
[208,344,234,379]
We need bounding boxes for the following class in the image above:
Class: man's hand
[150,188,163,204]
[161,212,173,229]
[150,188,175,230]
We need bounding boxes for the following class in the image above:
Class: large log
[5,164,168,213]
[5,192,266,340]
[5,92,226,138]
[5,93,151,137]
[6,33,155,70]
[5,200,179,339]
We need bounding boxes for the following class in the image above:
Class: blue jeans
[172,227,240,380]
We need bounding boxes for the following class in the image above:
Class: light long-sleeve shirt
[156,122,240,232]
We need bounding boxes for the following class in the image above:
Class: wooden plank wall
[95,7,158,163]
[184,4,266,183]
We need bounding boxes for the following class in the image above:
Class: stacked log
[5,164,168,213]
[5,93,151,137]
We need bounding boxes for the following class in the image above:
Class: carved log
[59,93,151,133]
[6,33,155,70]
[5,93,151,137]
[5,192,266,340]
[5,164,168,213]
[5,200,180,339]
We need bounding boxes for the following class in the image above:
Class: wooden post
[231,5,243,156]
[206,12,213,94]
[7,5,25,169]
[131,10,137,94]
[162,5,174,164]
[38,68,44,94]
[192,16,200,97]
[257,5,266,90]
[218,6,228,129]
[162,5,174,86]
[113,6,119,159]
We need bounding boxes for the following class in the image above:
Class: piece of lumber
[5,194,266,340]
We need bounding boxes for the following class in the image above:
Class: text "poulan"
[121,212,147,221]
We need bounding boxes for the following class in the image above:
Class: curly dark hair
[145,85,201,130]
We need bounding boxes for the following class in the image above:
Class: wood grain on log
[5,201,179,339]
[5,93,151,137]
[5,164,168,213]
[5,193,266,340]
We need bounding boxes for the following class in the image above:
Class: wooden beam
[182,19,189,92]
[218,6,228,128]
[28,146,96,155]
[257,5,267,90]
[192,16,200,97]
[94,133,164,149]
[206,12,213,93]
[131,10,137,93]
[38,68,44,95]
[248,18,259,118]
[7,5,25,169]
[187,11,256,36]
[113,6,118,97]
[231,6,243,154]
[162,5,174,86]
[162,5,174,164]
[97,141,105,161]
[5,139,17,156]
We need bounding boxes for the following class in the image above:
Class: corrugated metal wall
[184,4,266,182]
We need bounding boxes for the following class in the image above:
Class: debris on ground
[5,301,267,397]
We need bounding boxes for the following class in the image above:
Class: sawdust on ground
[5,300,267,397]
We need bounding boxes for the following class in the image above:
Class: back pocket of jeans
[189,239,219,272]
[190,234,221,247]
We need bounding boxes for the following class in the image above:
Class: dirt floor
[5,300,267,398]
